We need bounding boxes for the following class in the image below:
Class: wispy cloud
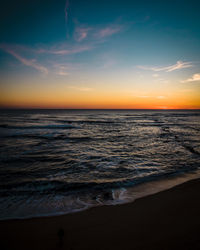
[138,61,193,72]
[94,25,122,39]
[152,73,159,77]
[0,43,91,75]
[67,1,124,43]
[0,45,48,74]
[134,95,167,99]
[0,18,124,75]
[74,26,91,42]
[180,89,193,92]
[68,86,93,92]
[157,96,166,99]
[53,63,79,76]
[132,91,167,99]
[56,69,70,76]
[73,22,124,43]
[37,44,93,55]
[155,78,169,84]
[136,95,150,98]
[5,43,93,56]
[181,73,200,83]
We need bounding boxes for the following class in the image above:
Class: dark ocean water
[0,109,200,220]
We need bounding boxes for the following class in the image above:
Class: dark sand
[0,178,200,250]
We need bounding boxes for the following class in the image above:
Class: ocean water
[0,109,200,220]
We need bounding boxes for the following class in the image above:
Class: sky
[0,0,200,109]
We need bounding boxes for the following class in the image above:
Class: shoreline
[1,169,200,222]
[1,178,200,250]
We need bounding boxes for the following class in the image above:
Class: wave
[0,124,76,130]
[182,144,200,156]
[0,110,200,220]
[0,133,95,143]
[59,119,117,124]
[0,168,197,197]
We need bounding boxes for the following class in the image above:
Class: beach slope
[0,178,200,250]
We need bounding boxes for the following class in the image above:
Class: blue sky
[0,0,200,108]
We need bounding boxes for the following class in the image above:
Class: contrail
[64,0,69,24]
[64,0,70,38]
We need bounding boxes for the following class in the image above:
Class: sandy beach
[0,178,200,250]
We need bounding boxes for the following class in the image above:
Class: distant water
[0,109,200,220]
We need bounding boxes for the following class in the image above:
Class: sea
[0,109,200,220]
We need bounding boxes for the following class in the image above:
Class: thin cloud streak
[37,45,93,55]
[0,46,48,74]
[0,43,90,75]
[54,64,72,76]
[3,43,94,56]
[137,95,150,98]
[152,74,159,77]
[157,96,166,99]
[74,27,91,42]
[68,86,93,92]
[73,23,124,42]
[138,61,193,72]
[95,25,122,39]
[155,78,169,84]
[57,70,70,76]
[181,73,200,83]
[64,0,124,42]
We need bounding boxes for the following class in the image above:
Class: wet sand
[0,178,200,250]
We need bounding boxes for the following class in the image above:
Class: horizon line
[1,108,200,111]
